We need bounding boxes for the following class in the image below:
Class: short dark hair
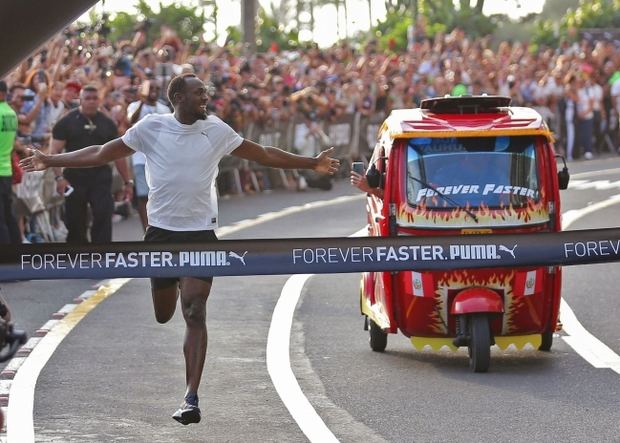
[0,80,7,93]
[167,73,197,105]
[81,84,98,95]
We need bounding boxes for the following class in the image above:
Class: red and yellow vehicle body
[359,96,566,370]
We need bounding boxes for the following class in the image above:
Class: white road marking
[267,228,366,443]
[562,193,620,227]
[567,179,620,191]
[560,300,620,374]
[267,274,338,443]
[7,279,130,443]
[217,194,363,237]
[571,167,620,179]
[561,193,620,374]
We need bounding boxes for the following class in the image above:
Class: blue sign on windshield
[407,136,539,210]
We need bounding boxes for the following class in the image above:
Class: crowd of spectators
[6,23,620,157]
[3,20,620,243]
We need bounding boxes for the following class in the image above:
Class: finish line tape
[2,227,620,280]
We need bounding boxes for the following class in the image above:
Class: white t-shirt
[577,88,594,120]
[611,78,620,111]
[588,83,603,112]
[126,100,171,166]
[122,113,244,231]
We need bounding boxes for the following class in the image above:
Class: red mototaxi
[359,96,569,372]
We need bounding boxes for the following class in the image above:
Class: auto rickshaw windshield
[406,136,540,209]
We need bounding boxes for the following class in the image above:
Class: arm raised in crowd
[232,139,339,174]
[19,138,134,172]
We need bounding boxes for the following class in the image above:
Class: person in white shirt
[585,74,604,153]
[576,76,595,160]
[126,79,170,230]
[19,73,339,425]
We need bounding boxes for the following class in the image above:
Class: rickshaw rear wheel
[468,314,491,372]
[369,318,387,352]
[539,331,553,351]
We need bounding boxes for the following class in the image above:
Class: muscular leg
[179,277,212,395]
[151,282,179,324]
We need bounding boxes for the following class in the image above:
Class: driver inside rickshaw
[407,135,540,210]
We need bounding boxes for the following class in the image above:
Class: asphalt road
[3,156,620,442]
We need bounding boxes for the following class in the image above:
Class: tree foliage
[373,0,496,52]
[256,7,300,51]
[532,0,620,49]
[223,5,300,51]
[107,0,206,45]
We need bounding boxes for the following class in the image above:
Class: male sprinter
[20,74,339,425]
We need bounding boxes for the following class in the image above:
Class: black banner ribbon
[2,227,620,281]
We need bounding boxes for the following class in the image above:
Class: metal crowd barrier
[216,111,387,194]
[16,111,387,242]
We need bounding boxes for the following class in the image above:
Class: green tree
[532,0,620,49]
[373,0,496,52]
[256,6,300,51]
[108,11,137,42]
[107,0,206,46]
[224,5,300,51]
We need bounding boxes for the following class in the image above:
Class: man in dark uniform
[51,84,132,243]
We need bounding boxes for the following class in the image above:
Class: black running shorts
[144,226,218,289]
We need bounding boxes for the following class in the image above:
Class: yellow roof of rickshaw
[380,96,553,141]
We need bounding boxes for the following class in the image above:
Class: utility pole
[242,0,257,53]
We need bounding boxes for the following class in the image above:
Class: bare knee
[181,297,206,326]
[155,310,174,324]
[179,278,211,327]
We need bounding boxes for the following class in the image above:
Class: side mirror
[366,164,381,188]
[555,154,570,190]
[558,168,570,190]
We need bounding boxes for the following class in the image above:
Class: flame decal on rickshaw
[398,188,548,228]
[433,269,541,337]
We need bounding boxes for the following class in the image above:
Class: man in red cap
[62,81,81,110]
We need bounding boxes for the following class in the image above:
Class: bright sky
[81,0,545,47]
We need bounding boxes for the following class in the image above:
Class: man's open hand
[314,147,340,175]
[19,148,50,172]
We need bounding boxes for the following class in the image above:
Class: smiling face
[176,76,209,121]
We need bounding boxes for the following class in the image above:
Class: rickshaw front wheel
[369,318,388,352]
[468,314,491,373]
[539,331,553,351]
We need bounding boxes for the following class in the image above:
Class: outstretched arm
[19,138,135,172]
[231,139,340,175]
